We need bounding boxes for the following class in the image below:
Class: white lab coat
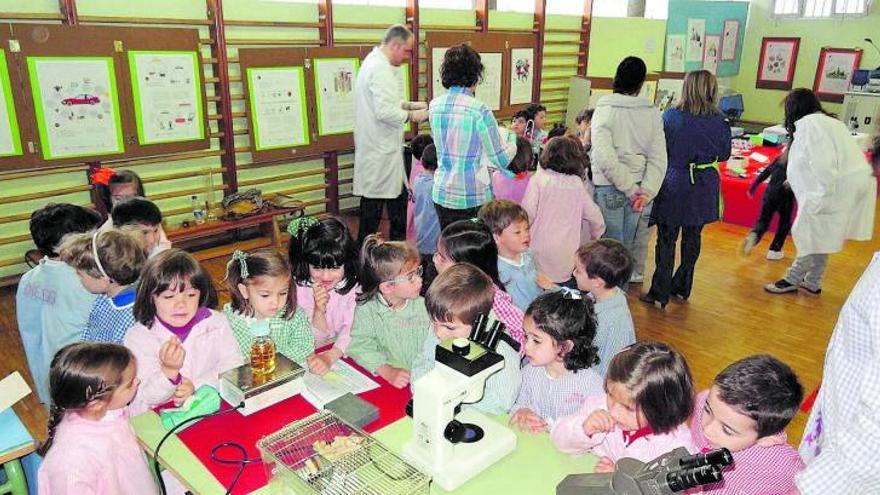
[788,113,876,256]
[353,47,410,199]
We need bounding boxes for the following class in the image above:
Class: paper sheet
[247,66,309,150]
[0,372,31,413]
[703,35,721,75]
[28,56,124,160]
[476,52,503,111]
[721,20,739,62]
[665,35,685,72]
[509,48,534,106]
[431,47,449,99]
[656,78,684,111]
[314,58,358,136]
[686,19,705,62]
[0,49,22,157]
[302,360,379,409]
[129,51,204,145]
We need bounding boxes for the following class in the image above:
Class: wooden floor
[3,207,879,446]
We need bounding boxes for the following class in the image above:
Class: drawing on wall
[814,47,862,103]
[246,66,309,150]
[0,49,22,158]
[640,80,657,103]
[756,37,800,90]
[313,58,359,136]
[665,35,685,72]
[509,48,534,106]
[475,52,502,111]
[703,35,721,75]
[129,51,204,145]
[431,47,449,99]
[721,20,739,61]
[27,56,124,160]
[686,18,705,62]
[655,78,684,111]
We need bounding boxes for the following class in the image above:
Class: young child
[552,341,696,472]
[94,168,171,252]
[574,108,594,153]
[491,136,534,204]
[111,196,165,256]
[38,342,156,494]
[124,249,244,415]
[511,290,603,433]
[434,219,526,349]
[347,235,430,389]
[406,134,435,244]
[288,216,361,374]
[222,249,315,365]
[525,103,548,155]
[57,229,147,344]
[573,239,636,376]
[16,203,103,403]
[523,136,605,288]
[692,355,805,494]
[510,110,528,138]
[741,147,794,261]
[479,200,543,311]
[413,143,441,281]
[411,263,522,415]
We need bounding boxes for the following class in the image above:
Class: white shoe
[629,272,644,283]
[741,232,758,256]
[766,250,784,260]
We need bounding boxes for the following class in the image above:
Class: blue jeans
[594,186,653,276]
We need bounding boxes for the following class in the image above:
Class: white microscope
[402,328,517,491]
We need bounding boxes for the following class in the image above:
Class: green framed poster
[0,49,22,158]
[27,56,124,160]
[397,62,411,133]
[313,57,359,136]
[128,50,205,145]
[246,66,310,151]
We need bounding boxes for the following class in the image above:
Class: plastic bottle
[191,195,206,225]
[250,320,277,375]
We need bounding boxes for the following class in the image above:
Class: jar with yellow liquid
[250,320,277,376]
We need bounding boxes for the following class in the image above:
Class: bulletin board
[425,31,536,119]
[664,0,749,78]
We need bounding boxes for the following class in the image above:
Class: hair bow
[231,250,249,279]
[559,286,583,300]
[286,214,318,238]
[91,167,117,186]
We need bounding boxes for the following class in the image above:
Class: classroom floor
[2,206,879,447]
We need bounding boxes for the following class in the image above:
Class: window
[644,0,669,19]
[592,0,628,17]
[547,0,584,16]
[773,0,870,17]
[494,0,534,13]
[421,0,474,9]
[332,0,405,5]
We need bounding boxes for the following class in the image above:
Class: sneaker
[740,232,758,256]
[764,279,799,294]
[799,283,822,295]
[766,250,784,261]
[629,272,644,284]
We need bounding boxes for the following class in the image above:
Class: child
[433,219,526,348]
[57,229,147,344]
[525,103,548,155]
[523,137,605,287]
[510,110,528,138]
[406,134,435,244]
[94,168,171,252]
[478,200,543,311]
[16,203,103,403]
[413,144,441,276]
[347,235,430,388]
[552,341,695,472]
[411,263,521,414]
[491,136,534,204]
[37,342,156,494]
[573,239,636,376]
[510,290,603,433]
[223,249,315,364]
[111,196,165,256]
[124,249,244,414]
[741,147,794,261]
[288,216,361,374]
[574,108,594,152]
[692,355,805,494]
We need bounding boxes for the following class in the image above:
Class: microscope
[402,317,517,491]
[557,447,733,495]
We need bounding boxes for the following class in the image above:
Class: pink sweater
[124,309,244,415]
[38,409,158,494]
[522,167,605,283]
[552,394,696,462]
[406,158,425,243]
[492,170,531,204]
[296,283,360,352]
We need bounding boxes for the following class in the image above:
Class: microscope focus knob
[452,338,470,356]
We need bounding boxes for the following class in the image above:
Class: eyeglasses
[388,265,423,285]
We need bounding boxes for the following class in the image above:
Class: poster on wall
[813,47,863,103]
[396,63,411,132]
[756,37,800,90]
[313,58,359,136]
[0,49,22,158]
[27,56,124,160]
[246,66,309,150]
[431,47,449,99]
[128,51,204,145]
[721,20,739,61]
[686,19,705,62]
[476,52,503,111]
[640,80,657,103]
[703,35,721,75]
[665,35,685,72]
[656,78,684,111]
[509,48,534,105]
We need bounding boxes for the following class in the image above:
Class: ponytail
[357,234,418,304]
[38,404,66,456]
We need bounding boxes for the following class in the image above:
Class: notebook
[302,360,379,409]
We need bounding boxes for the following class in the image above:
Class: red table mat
[719,145,788,229]
[176,357,412,494]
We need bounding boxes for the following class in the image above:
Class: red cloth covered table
[719,145,787,229]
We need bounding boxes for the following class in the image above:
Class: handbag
[221,188,266,219]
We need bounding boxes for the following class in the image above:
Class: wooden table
[166,206,300,251]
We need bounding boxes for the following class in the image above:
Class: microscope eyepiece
[678,448,733,469]
[666,464,723,492]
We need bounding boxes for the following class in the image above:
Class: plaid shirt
[81,287,136,344]
[222,303,316,364]
[429,86,511,209]
[492,285,525,352]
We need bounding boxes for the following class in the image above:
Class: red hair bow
[91,167,117,185]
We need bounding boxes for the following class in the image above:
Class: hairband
[90,167,117,186]
[230,250,249,279]
[559,286,583,300]
[91,230,110,279]
[286,214,318,238]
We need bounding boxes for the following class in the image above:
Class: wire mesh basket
[257,411,430,495]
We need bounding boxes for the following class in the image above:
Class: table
[0,408,35,495]
[718,145,787,229]
[166,206,299,251]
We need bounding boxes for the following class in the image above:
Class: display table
[718,145,786,229]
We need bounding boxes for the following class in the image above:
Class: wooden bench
[166,206,300,257]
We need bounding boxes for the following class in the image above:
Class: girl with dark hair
[764,89,876,295]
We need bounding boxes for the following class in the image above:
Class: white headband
[92,230,110,279]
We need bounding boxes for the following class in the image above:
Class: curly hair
[526,291,599,372]
[441,44,483,90]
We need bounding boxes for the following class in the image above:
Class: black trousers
[357,187,408,244]
[433,203,482,231]
[752,190,794,252]
[648,223,704,303]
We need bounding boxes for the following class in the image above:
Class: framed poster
[703,34,721,75]
[665,35,685,73]
[813,47,862,103]
[0,49,22,158]
[246,66,309,150]
[431,47,449,100]
[476,52,503,111]
[128,50,205,145]
[509,48,534,106]
[721,20,739,62]
[27,56,124,160]
[686,19,705,62]
[756,37,800,90]
[313,58,359,136]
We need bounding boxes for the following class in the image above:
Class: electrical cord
[210,442,262,494]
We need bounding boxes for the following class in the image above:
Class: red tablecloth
[719,145,788,229]
[176,355,412,494]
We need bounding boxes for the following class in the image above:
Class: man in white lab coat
[353,24,428,243]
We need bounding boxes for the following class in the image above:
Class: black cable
[210,442,262,495]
